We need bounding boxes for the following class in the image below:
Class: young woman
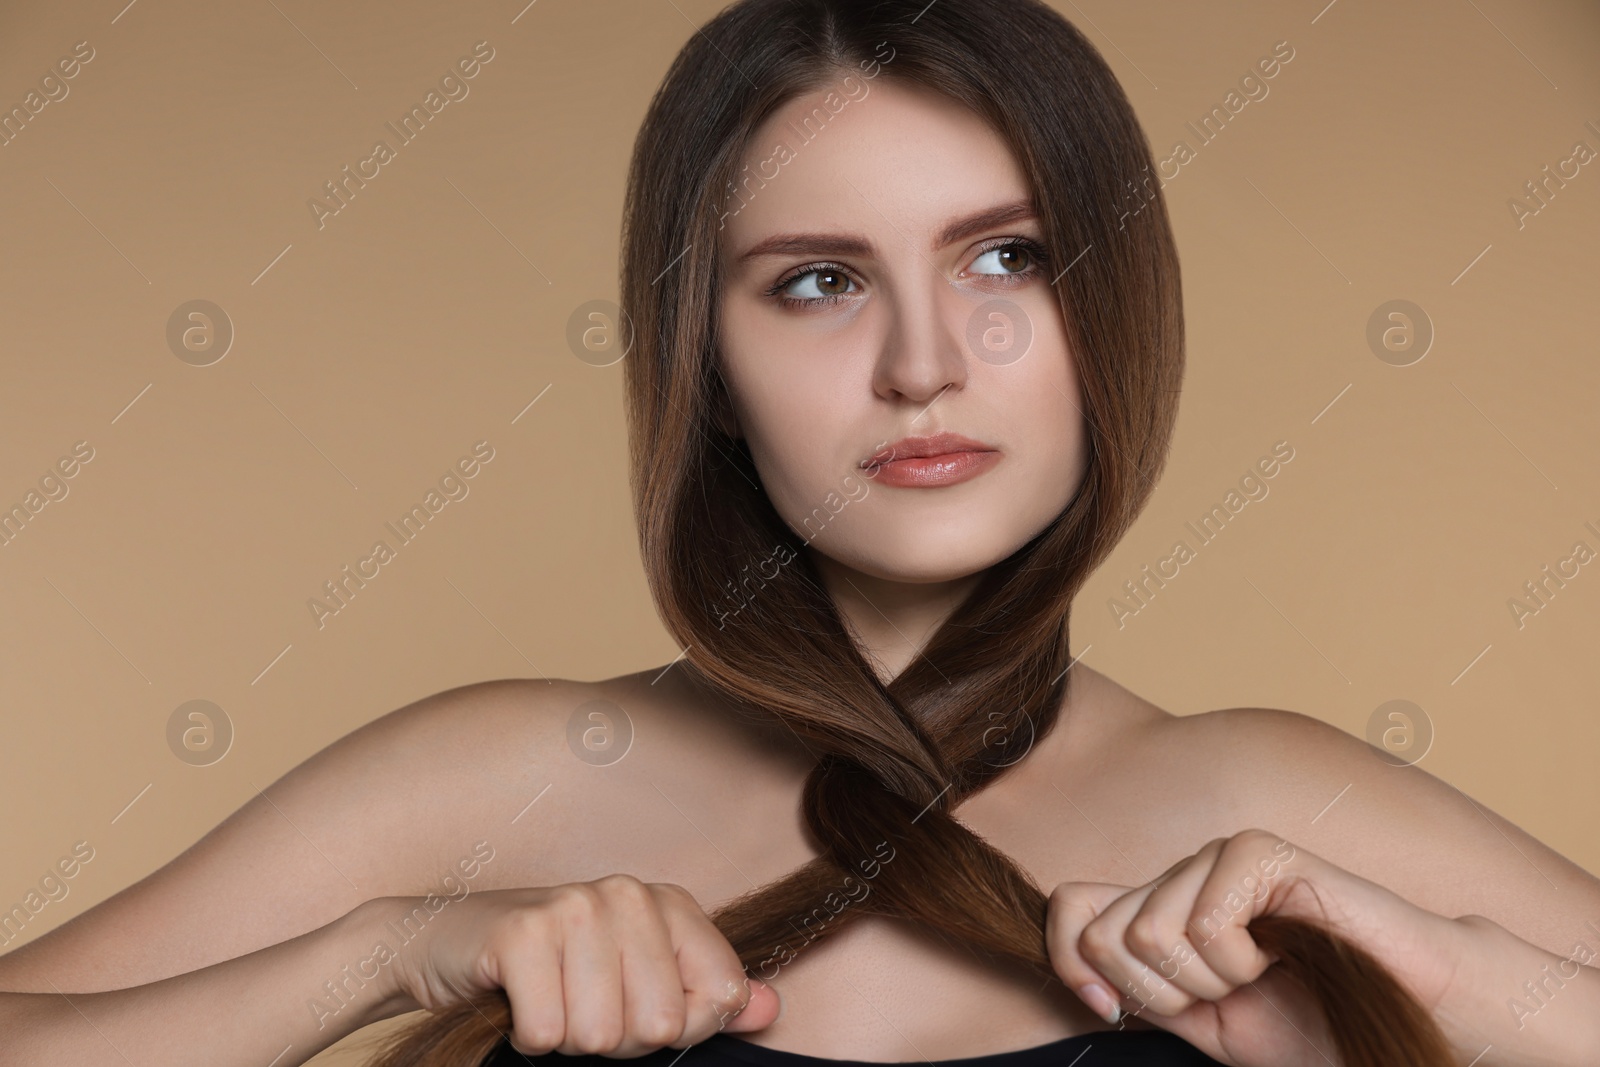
[2,2,1597,1066]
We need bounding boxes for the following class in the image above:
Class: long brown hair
[362,1,1454,1064]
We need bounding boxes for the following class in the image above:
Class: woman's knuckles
[1123,912,1179,958]
[632,1005,690,1046]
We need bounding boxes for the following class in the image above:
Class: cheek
[741,384,850,517]
[719,321,855,515]
[987,338,1087,523]
[1003,331,1082,452]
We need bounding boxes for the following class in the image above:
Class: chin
[833,535,1022,585]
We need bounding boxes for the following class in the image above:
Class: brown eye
[972,243,1033,275]
[775,264,859,302]
[813,268,850,294]
[997,245,1031,272]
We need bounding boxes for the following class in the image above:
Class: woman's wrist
[341,896,430,1027]
[1437,913,1600,1065]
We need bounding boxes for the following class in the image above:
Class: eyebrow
[733,198,1038,265]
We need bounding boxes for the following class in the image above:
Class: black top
[479,1027,1227,1066]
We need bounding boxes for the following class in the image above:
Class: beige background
[0,0,1597,1062]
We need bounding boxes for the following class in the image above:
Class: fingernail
[1076,982,1121,1025]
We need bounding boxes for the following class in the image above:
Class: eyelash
[763,236,1052,310]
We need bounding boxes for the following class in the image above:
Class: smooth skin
[1049,832,1600,1064]
[2,79,1599,1066]
[378,878,779,1056]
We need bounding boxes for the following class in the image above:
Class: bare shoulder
[1148,702,1600,955]
[0,675,589,993]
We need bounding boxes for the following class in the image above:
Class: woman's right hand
[376,874,782,1057]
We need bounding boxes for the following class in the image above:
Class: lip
[861,432,1002,489]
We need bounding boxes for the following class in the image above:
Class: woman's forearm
[1444,915,1600,1066]
[0,899,416,1067]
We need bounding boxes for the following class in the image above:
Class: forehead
[722,78,1032,254]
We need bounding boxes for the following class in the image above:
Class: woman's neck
[807,550,986,684]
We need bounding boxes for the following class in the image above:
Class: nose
[870,269,969,410]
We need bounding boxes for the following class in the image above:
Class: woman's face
[716,77,1087,585]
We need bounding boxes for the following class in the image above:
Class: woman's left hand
[1046,828,1470,1067]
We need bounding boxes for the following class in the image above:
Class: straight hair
[363,2,1454,1064]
